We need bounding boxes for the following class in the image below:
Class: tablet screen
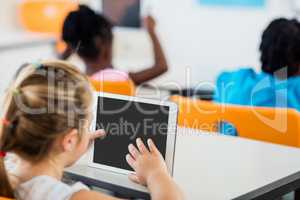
[93,96,169,171]
[102,0,141,28]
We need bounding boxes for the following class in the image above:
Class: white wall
[0,1,18,30]
[111,0,296,88]
[0,0,92,30]
[0,0,297,89]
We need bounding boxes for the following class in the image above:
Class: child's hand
[126,138,170,186]
[87,129,106,149]
[89,129,106,141]
[143,16,156,35]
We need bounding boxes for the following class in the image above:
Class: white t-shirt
[4,154,89,200]
[15,176,89,200]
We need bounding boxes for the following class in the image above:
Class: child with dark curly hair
[214,18,300,136]
[61,5,168,85]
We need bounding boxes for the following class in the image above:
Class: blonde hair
[0,60,93,198]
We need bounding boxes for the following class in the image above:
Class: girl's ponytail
[0,153,14,198]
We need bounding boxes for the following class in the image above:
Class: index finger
[89,129,106,140]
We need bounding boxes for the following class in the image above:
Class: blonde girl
[0,60,183,200]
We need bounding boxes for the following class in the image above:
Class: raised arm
[129,16,169,85]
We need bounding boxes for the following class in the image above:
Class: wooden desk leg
[295,189,300,200]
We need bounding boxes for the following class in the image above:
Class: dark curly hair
[260,18,300,77]
[62,5,113,60]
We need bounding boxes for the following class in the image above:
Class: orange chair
[0,198,14,200]
[90,79,136,96]
[171,96,300,148]
[18,0,78,35]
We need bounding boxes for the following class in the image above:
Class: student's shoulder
[216,67,256,83]
[214,68,259,103]
[288,75,300,85]
[16,176,89,200]
[287,76,300,95]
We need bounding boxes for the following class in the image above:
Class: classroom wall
[0,1,18,30]
[0,0,92,30]
[0,0,91,107]
[108,0,296,88]
[0,0,297,89]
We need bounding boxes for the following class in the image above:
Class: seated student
[61,5,168,85]
[0,61,183,200]
[214,18,300,136]
[215,18,300,109]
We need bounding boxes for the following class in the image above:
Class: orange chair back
[0,197,14,200]
[90,79,136,96]
[171,96,300,148]
[18,0,78,34]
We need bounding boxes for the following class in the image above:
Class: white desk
[65,127,300,200]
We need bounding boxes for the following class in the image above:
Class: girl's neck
[85,59,112,76]
[14,157,65,183]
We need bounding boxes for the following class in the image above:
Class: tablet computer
[100,0,141,28]
[89,92,178,175]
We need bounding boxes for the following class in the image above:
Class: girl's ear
[62,129,79,152]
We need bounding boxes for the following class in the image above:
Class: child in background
[0,61,183,200]
[61,5,168,85]
[214,18,300,136]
